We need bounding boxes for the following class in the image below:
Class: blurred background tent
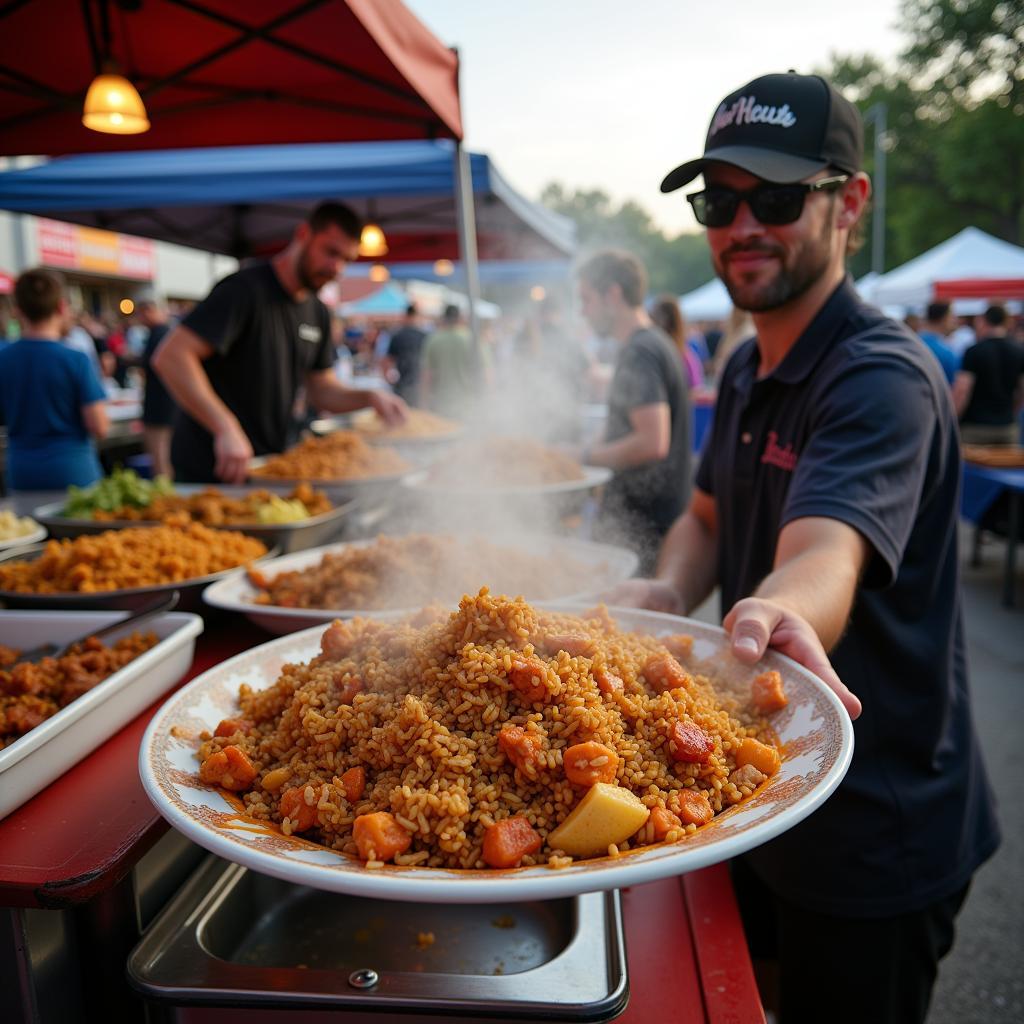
[679,277,731,321]
[872,227,1024,307]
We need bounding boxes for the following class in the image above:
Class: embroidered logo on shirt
[298,323,321,343]
[760,430,798,472]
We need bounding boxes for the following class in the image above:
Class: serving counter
[0,617,765,1024]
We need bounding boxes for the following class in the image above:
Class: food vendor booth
[0,4,846,1022]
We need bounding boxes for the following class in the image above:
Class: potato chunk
[547,782,650,858]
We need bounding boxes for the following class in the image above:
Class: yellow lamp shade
[82,73,150,134]
[359,223,388,258]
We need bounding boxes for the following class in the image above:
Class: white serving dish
[140,605,854,904]
[0,610,203,819]
[0,522,47,550]
[202,534,639,634]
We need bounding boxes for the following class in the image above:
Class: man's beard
[715,215,834,313]
[297,250,331,292]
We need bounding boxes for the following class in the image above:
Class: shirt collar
[732,275,861,394]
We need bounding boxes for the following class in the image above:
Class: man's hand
[369,389,409,426]
[723,597,862,720]
[213,423,254,484]
[601,578,684,615]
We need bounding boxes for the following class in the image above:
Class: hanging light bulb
[359,223,389,258]
[433,259,454,277]
[368,264,390,283]
[82,68,150,135]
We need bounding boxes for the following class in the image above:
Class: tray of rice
[2,609,202,819]
[402,437,612,496]
[202,533,640,633]
[33,478,354,555]
[0,522,275,611]
[140,591,854,903]
[249,431,417,501]
[348,408,464,445]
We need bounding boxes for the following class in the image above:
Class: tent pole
[453,141,482,348]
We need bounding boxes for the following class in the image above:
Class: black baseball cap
[660,72,863,192]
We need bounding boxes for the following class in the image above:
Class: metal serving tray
[0,610,202,819]
[129,856,628,1022]
[33,486,357,555]
[0,543,279,612]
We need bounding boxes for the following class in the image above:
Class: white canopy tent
[679,277,731,321]
[872,227,1024,308]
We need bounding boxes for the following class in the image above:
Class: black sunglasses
[686,175,850,228]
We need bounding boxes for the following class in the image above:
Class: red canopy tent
[0,0,486,330]
[933,279,1024,301]
[0,0,462,153]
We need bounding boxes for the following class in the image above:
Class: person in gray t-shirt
[577,250,690,571]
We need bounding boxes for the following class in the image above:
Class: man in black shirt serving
[617,72,999,1023]
[153,202,406,483]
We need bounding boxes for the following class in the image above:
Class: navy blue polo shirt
[696,277,999,917]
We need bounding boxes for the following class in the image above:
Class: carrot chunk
[676,789,714,826]
[498,724,545,774]
[214,717,252,738]
[734,737,781,777]
[336,675,363,705]
[320,620,356,659]
[198,745,257,791]
[353,812,412,862]
[751,670,788,713]
[649,806,683,841]
[482,816,542,868]
[508,656,549,703]
[666,721,714,764]
[563,741,619,786]
[593,666,624,695]
[340,765,366,802]
[643,653,689,693]
[542,633,597,658]
[280,785,319,831]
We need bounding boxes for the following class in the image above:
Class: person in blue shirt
[0,268,108,491]
[917,301,959,384]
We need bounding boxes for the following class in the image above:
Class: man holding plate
[618,72,1000,1024]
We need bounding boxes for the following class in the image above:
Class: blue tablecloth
[961,463,1024,524]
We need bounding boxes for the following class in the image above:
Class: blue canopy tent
[339,280,410,316]
[345,259,573,285]
[0,140,575,268]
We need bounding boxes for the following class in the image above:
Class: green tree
[826,0,1023,272]
[899,0,1023,108]
[539,183,714,296]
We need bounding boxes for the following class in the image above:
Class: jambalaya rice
[196,589,785,870]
